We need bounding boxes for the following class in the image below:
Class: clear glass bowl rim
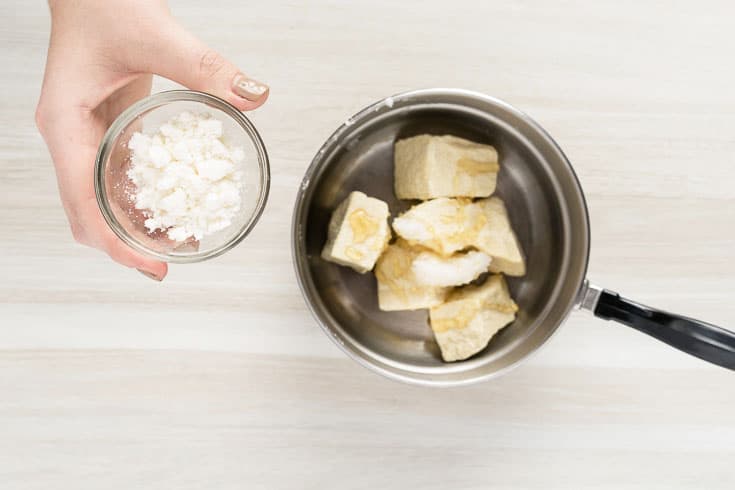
[94,90,270,263]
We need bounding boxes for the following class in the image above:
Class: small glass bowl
[95,90,270,263]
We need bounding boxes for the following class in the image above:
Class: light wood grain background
[2,1,734,488]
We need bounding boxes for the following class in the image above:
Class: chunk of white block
[429,275,518,362]
[374,240,449,311]
[411,250,492,287]
[474,197,526,277]
[394,134,499,200]
[321,191,391,273]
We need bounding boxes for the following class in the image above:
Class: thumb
[148,22,269,111]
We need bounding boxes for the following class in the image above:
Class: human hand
[35,0,269,281]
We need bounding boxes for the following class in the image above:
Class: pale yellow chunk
[474,197,526,277]
[321,191,391,273]
[394,134,499,200]
[429,275,518,362]
[392,196,526,276]
[374,240,449,311]
[391,198,486,256]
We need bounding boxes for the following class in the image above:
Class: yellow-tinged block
[429,275,518,362]
[394,134,499,200]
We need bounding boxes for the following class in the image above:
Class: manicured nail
[137,269,163,282]
[232,73,269,101]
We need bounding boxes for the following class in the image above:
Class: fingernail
[232,73,269,101]
[137,269,163,282]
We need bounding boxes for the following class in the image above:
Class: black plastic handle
[594,290,735,370]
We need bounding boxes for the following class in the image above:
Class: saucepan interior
[292,89,590,386]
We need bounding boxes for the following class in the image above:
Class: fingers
[104,233,169,282]
[38,104,168,281]
[73,196,169,281]
[143,20,269,111]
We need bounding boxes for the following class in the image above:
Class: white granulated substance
[127,111,244,242]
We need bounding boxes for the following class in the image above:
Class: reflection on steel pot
[292,88,735,386]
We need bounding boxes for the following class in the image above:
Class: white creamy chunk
[411,250,492,287]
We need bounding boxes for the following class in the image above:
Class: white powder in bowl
[127,111,245,242]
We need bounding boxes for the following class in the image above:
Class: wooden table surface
[2,1,734,488]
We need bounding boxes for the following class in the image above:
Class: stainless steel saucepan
[291,88,735,386]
